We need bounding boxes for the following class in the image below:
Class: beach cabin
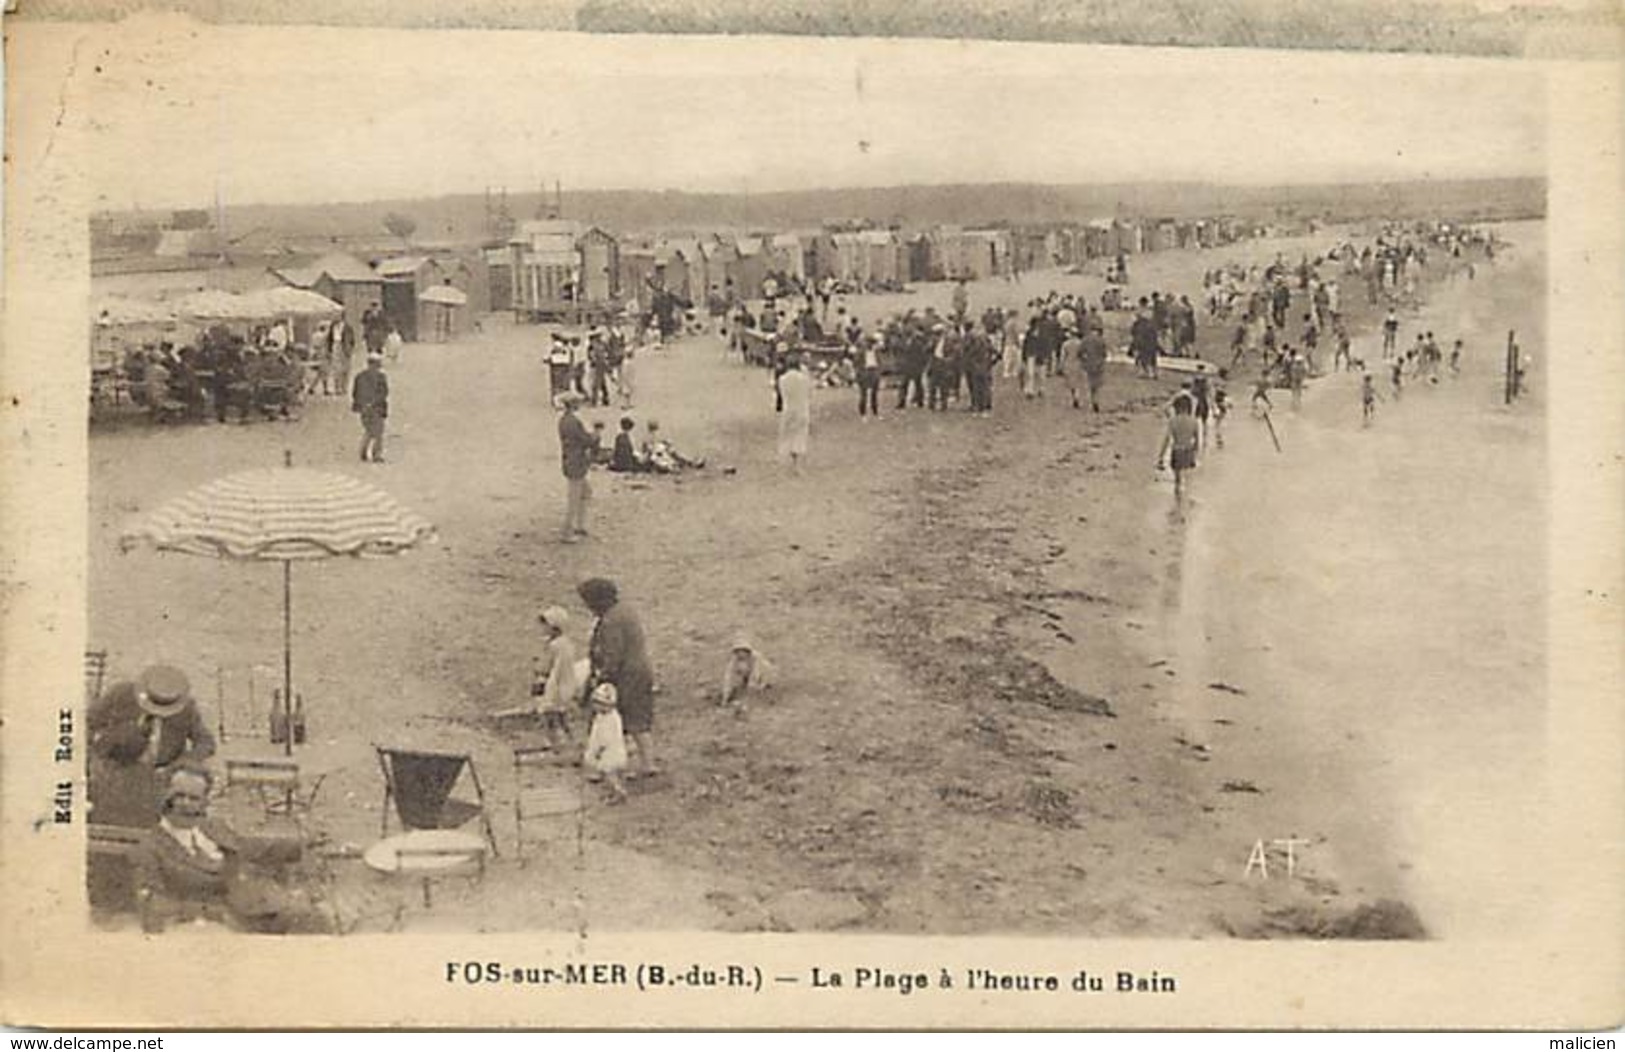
[578,227,620,305]
[733,236,772,300]
[860,230,904,288]
[906,234,935,282]
[374,255,439,341]
[697,238,740,310]
[270,252,383,331]
[769,233,807,286]
[483,245,512,312]
[830,232,868,287]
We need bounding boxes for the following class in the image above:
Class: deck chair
[512,746,585,864]
[84,650,109,704]
[374,746,498,856]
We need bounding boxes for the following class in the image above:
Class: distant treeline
[97,177,1544,249]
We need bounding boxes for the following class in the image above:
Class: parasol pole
[283,558,293,757]
[282,449,295,757]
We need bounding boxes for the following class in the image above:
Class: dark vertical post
[283,559,293,758]
[1505,329,1516,405]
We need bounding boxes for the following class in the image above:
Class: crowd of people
[92,302,406,427]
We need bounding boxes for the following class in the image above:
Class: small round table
[363,829,488,908]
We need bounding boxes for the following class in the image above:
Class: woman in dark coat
[578,577,658,776]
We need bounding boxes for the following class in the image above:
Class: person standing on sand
[1361,371,1380,426]
[1131,301,1160,380]
[557,392,598,542]
[332,319,357,399]
[1001,308,1022,380]
[1078,326,1108,413]
[1061,327,1084,409]
[583,683,629,803]
[351,352,389,463]
[855,333,882,419]
[1157,392,1200,501]
[777,352,811,473]
[579,577,658,780]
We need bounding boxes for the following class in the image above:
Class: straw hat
[137,665,191,718]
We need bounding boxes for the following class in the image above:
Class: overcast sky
[75,17,1547,211]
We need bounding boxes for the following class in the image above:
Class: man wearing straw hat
[88,664,216,774]
[557,391,598,542]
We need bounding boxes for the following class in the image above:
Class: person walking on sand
[579,577,658,781]
[777,352,811,473]
[1061,326,1085,409]
[351,352,389,463]
[1157,392,1200,501]
[1382,308,1400,358]
[1078,325,1108,413]
[1361,371,1380,426]
[557,392,598,542]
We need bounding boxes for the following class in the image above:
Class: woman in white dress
[776,351,811,473]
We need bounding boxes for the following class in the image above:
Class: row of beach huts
[491,214,1259,322]
[92,211,1262,340]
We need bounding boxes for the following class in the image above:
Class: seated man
[136,768,329,934]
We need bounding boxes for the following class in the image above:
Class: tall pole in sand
[282,449,294,758]
[1504,329,1517,405]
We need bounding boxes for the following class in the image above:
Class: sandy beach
[87,225,1538,936]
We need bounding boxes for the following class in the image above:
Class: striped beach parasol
[120,455,436,753]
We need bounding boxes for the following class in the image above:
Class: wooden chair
[87,824,149,914]
[224,757,326,817]
[84,650,109,703]
[512,745,585,864]
[374,746,498,857]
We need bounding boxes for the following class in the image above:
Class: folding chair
[374,746,498,856]
[512,746,585,864]
[84,650,109,704]
[225,757,327,816]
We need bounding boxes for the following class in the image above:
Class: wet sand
[1158,222,1546,937]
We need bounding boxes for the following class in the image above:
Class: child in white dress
[533,606,587,748]
[584,683,629,803]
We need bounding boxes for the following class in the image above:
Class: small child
[1390,357,1405,401]
[533,606,586,748]
[1157,392,1201,500]
[584,683,629,803]
[1361,372,1379,426]
[1449,339,1462,377]
[720,636,776,716]
[1250,370,1274,414]
[609,416,644,473]
[1212,369,1231,449]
